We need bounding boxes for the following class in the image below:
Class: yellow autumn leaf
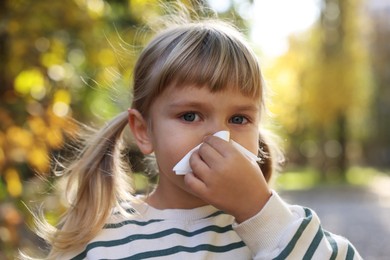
[28,117,47,136]
[14,69,45,96]
[6,126,33,149]
[46,127,64,149]
[41,52,62,68]
[54,89,71,105]
[27,146,49,173]
[47,109,78,136]
[98,49,116,66]
[5,168,22,197]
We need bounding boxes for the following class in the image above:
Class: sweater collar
[130,196,223,221]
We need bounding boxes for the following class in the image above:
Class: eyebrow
[233,105,260,112]
[167,101,260,112]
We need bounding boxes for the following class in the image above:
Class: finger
[184,172,208,197]
[203,135,233,157]
[197,142,223,166]
[189,150,211,180]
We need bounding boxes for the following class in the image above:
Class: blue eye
[181,112,198,122]
[230,115,248,124]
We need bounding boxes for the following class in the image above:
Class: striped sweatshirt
[64,191,362,260]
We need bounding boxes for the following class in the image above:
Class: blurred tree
[0,0,145,256]
[267,0,373,181]
[365,1,390,168]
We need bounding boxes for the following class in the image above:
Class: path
[278,176,390,260]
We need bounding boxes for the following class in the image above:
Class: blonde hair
[30,12,281,259]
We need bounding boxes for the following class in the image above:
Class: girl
[31,15,361,260]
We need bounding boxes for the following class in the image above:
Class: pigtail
[258,131,285,183]
[42,111,133,256]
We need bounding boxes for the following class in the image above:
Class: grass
[345,166,380,185]
[274,167,321,190]
[275,166,388,190]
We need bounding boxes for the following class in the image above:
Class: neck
[145,181,207,210]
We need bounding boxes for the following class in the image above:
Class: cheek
[231,131,259,155]
[152,136,187,174]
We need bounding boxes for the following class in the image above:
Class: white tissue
[173,130,260,175]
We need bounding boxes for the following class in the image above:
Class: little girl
[31,14,362,260]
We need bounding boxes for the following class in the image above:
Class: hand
[184,135,271,223]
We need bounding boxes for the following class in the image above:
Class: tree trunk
[0,0,10,95]
[320,0,349,180]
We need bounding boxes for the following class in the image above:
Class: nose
[203,120,230,139]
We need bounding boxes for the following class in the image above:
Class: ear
[128,108,153,155]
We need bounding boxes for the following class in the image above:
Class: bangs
[159,22,262,99]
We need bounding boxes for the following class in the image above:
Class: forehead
[152,84,261,110]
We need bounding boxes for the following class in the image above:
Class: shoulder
[233,191,363,259]
[59,200,148,259]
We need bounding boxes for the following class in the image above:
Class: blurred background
[0,0,389,258]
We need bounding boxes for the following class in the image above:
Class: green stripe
[325,231,338,260]
[204,210,225,219]
[104,219,163,229]
[118,241,246,260]
[303,226,323,260]
[71,224,234,260]
[346,243,355,260]
[273,207,313,260]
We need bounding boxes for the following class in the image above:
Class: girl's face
[144,85,261,208]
